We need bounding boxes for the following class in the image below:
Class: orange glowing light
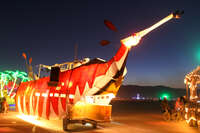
[121,35,141,48]
[17,114,44,126]
[17,114,63,131]
[174,15,180,19]
[137,14,174,38]
[121,13,175,48]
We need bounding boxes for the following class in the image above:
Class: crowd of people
[161,96,186,121]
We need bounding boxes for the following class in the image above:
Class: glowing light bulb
[121,35,141,48]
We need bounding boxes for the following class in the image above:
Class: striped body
[16,43,129,119]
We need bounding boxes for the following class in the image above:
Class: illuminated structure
[16,10,182,130]
[0,70,29,98]
[185,66,200,100]
[184,66,200,127]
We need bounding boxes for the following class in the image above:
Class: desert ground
[0,100,199,133]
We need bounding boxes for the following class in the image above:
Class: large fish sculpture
[16,10,183,120]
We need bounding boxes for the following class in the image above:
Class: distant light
[196,49,200,61]
[136,93,140,100]
[160,93,171,100]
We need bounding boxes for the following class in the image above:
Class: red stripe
[49,88,59,116]
[33,93,37,115]
[38,95,44,117]
[16,42,128,119]
[113,43,127,61]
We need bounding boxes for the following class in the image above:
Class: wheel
[189,119,193,127]
[63,118,70,131]
[83,119,97,129]
[82,121,86,125]
[192,119,197,127]
[189,119,197,127]
[92,122,97,128]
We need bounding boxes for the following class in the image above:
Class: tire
[189,119,193,127]
[189,119,197,127]
[63,118,70,131]
[82,121,86,125]
[193,119,197,127]
[92,122,97,128]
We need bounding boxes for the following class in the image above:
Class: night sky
[0,0,200,88]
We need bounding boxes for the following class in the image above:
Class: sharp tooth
[74,86,81,103]
[82,82,90,96]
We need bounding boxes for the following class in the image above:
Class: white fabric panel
[17,96,22,114]
[82,82,90,96]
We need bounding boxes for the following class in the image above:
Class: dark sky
[0,0,200,88]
